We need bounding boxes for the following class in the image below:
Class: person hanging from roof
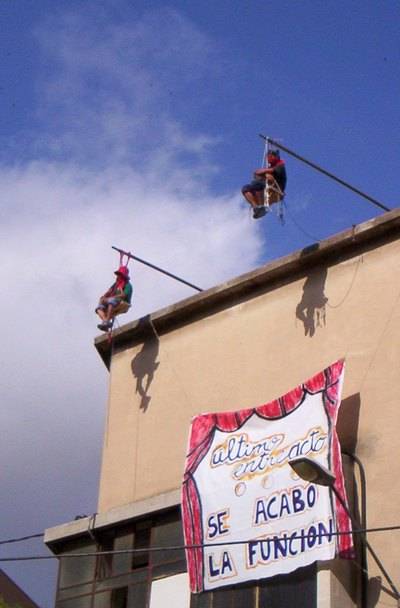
[96,265,133,332]
[241,149,287,219]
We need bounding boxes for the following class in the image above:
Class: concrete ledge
[95,207,400,368]
[44,488,181,548]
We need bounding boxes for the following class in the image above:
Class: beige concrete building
[45,208,400,607]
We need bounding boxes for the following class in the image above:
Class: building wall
[91,212,400,607]
[55,211,394,608]
[100,242,400,474]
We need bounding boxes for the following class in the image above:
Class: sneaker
[253,205,267,219]
[97,322,111,331]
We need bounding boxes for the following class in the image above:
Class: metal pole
[259,134,391,213]
[331,485,400,601]
[112,246,203,293]
[343,451,368,608]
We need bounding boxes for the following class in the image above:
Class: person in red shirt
[96,265,133,331]
[241,150,287,219]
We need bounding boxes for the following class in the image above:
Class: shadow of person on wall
[131,315,160,412]
[296,268,328,337]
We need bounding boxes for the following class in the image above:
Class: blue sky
[0,1,399,606]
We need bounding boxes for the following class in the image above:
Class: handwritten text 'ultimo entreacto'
[210,427,327,481]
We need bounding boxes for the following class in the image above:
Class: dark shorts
[241,180,265,194]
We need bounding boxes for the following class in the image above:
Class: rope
[261,137,269,167]
[327,255,362,309]
[284,203,323,243]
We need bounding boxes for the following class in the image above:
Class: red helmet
[114,265,130,279]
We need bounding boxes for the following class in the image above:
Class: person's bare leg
[242,191,259,209]
[104,304,115,323]
[96,307,107,322]
[255,191,264,205]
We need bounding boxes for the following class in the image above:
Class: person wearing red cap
[241,150,287,219]
[96,266,133,331]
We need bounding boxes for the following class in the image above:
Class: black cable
[259,135,391,213]
[0,532,43,546]
[1,524,400,561]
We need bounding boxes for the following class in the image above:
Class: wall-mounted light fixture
[289,457,400,607]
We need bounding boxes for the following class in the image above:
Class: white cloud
[33,7,221,168]
[0,159,262,566]
[0,7,264,605]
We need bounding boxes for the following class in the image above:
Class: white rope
[263,137,270,209]
[261,136,269,167]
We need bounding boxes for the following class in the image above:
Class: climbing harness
[99,251,132,340]
[97,247,204,338]
[262,138,286,225]
[109,252,131,326]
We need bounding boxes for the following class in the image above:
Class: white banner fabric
[182,360,353,592]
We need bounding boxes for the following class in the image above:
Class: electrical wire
[0,532,44,546]
[1,524,400,562]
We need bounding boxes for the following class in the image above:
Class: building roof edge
[94,207,400,368]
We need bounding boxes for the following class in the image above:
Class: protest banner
[182,360,353,592]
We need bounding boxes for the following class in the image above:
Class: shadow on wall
[367,577,382,608]
[296,268,328,337]
[338,394,361,525]
[337,393,361,455]
[130,315,160,412]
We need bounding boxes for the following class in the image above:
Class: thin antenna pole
[259,134,391,212]
[112,246,203,292]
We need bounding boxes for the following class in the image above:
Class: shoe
[253,205,267,219]
[97,322,111,331]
